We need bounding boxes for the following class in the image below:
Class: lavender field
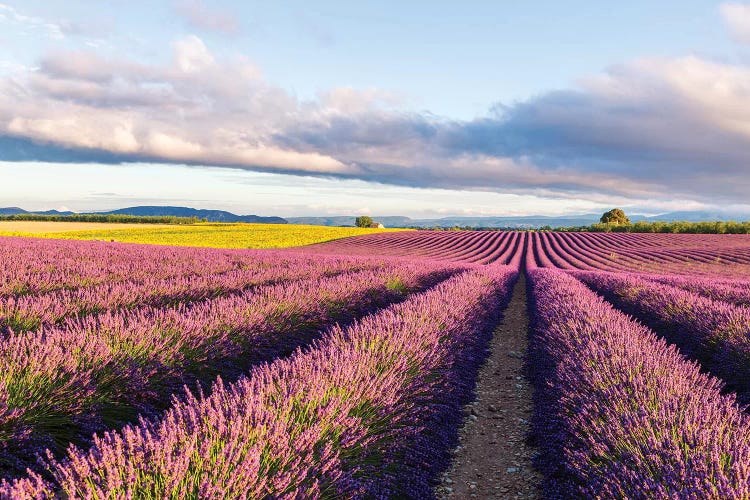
[3,232,750,498]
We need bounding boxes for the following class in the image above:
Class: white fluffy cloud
[0,36,355,175]
[2,32,750,206]
[173,35,215,73]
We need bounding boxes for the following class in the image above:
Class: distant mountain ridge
[97,206,287,224]
[0,207,75,216]
[287,214,613,228]
[2,206,749,228]
[0,206,287,224]
[287,211,750,228]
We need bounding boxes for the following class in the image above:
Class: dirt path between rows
[436,273,540,499]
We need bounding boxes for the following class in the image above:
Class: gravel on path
[436,273,540,499]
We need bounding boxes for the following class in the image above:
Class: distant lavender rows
[308,231,750,277]
[299,230,526,266]
[2,266,518,498]
[527,231,750,276]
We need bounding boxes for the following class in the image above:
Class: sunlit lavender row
[0,237,278,297]
[575,270,750,403]
[637,272,750,307]
[527,268,750,498]
[0,259,460,479]
[2,266,517,498]
[0,254,381,334]
[5,230,750,498]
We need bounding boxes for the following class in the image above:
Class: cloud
[0,2,65,39]
[721,2,750,43]
[173,0,240,35]
[0,3,111,48]
[0,37,354,175]
[278,55,750,202]
[1,35,750,207]
[173,35,215,72]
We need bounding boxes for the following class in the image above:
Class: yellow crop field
[0,222,409,249]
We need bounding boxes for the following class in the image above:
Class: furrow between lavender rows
[527,268,750,499]
[1,266,518,499]
[0,261,462,480]
[573,270,750,404]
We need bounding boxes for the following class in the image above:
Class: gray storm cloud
[1,34,750,205]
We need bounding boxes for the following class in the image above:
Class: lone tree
[600,208,631,225]
[355,215,374,228]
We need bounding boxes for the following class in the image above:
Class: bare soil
[436,273,540,499]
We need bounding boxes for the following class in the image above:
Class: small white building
[370,222,385,228]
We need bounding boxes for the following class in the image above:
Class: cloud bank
[1,25,750,206]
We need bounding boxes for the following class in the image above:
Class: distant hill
[287,214,609,228]
[642,211,750,222]
[0,207,76,216]
[288,211,750,228]
[96,206,287,224]
[286,216,414,227]
[37,209,77,216]
[287,214,599,228]
[4,207,750,228]
[0,207,28,215]
[0,206,287,224]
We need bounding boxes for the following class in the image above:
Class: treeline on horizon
[3,214,750,234]
[0,214,204,224]
[551,220,750,234]
[413,220,750,234]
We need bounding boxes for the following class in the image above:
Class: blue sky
[1,1,750,216]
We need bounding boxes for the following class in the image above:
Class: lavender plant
[0,262,460,479]
[1,266,517,499]
[575,270,750,402]
[528,268,750,498]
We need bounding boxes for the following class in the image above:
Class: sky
[1,1,750,217]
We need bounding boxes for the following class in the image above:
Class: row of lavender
[527,231,750,276]
[0,237,279,297]
[305,230,750,496]
[0,253,381,333]
[528,231,750,407]
[573,270,750,405]
[527,268,750,497]
[0,259,462,479]
[2,265,518,498]
[10,232,750,497]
